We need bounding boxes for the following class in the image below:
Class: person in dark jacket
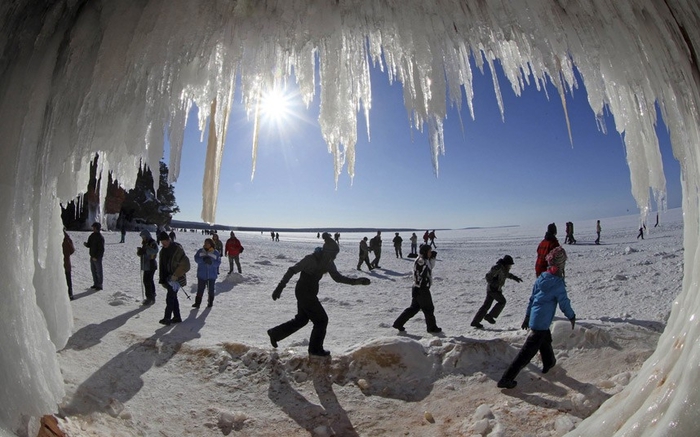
[158,231,190,325]
[224,231,244,274]
[409,232,418,256]
[497,247,576,389]
[369,231,382,268]
[471,255,523,329]
[137,230,159,305]
[83,222,105,290]
[392,232,403,258]
[193,238,221,308]
[62,229,75,300]
[267,234,370,356]
[392,244,442,334]
[357,237,373,271]
[535,223,559,277]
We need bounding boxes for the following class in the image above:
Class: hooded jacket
[485,261,518,292]
[225,236,243,257]
[526,272,576,330]
[535,232,560,276]
[138,231,159,271]
[159,242,190,284]
[413,255,435,289]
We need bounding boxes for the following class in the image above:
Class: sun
[260,85,293,123]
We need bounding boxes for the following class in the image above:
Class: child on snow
[193,238,221,308]
[471,255,523,329]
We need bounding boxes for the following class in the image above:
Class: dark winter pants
[357,254,372,270]
[143,270,156,301]
[500,329,555,382]
[228,255,241,274]
[163,283,181,321]
[410,243,417,255]
[371,249,382,268]
[195,278,216,306]
[268,289,329,354]
[65,269,73,298]
[393,286,439,331]
[472,288,506,324]
[90,257,103,288]
[394,246,402,258]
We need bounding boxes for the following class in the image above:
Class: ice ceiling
[1,0,700,435]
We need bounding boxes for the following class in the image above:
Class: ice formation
[1,0,699,435]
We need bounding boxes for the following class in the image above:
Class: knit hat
[500,255,514,265]
[323,238,340,254]
[547,223,557,235]
[158,231,170,241]
[546,246,567,275]
[139,230,151,239]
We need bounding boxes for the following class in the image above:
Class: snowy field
[54,209,683,436]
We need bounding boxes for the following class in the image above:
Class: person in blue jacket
[497,246,576,389]
[193,238,221,308]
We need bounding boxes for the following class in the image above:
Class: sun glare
[260,86,292,122]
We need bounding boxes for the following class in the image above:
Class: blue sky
[170,60,681,230]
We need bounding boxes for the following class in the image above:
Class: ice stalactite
[1,0,700,435]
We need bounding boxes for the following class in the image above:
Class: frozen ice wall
[1,0,699,435]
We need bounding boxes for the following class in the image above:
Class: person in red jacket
[535,223,560,277]
[224,231,244,274]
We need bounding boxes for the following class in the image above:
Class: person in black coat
[267,234,370,356]
[83,222,105,290]
[369,231,382,268]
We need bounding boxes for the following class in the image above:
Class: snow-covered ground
[54,209,683,436]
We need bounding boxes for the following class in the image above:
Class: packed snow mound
[552,322,613,349]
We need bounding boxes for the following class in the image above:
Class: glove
[521,316,530,330]
[136,247,144,256]
[204,257,212,265]
[513,275,523,283]
[272,283,285,301]
[354,277,371,285]
[240,247,244,253]
[570,316,576,330]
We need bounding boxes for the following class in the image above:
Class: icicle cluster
[1,0,700,435]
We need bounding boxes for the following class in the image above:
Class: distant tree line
[61,154,179,230]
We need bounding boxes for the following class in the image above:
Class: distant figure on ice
[497,247,576,389]
[369,231,383,268]
[334,232,340,244]
[267,234,370,356]
[225,231,244,274]
[655,213,659,227]
[564,222,576,244]
[471,255,523,329]
[169,230,176,242]
[393,232,403,258]
[357,237,373,271]
[275,232,280,242]
[392,244,442,334]
[193,238,221,308]
[84,222,105,290]
[409,232,418,256]
[157,231,190,325]
[428,230,437,248]
[120,221,127,243]
[62,228,75,300]
[535,223,559,278]
[317,232,320,239]
[270,231,275,241]
[637,226,644,239]
[137,230,159,305]
[423,230,429,245]
[595,220,602,245]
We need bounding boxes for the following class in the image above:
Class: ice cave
[1,0,700,435]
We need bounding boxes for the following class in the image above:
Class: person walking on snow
[428,230,437,248]
[497,246,576,389]
[267,234,370,356]
[637,226,645,239]
[535,223,560,278]
[392,244,442,334]
[84,222,105,290]
[193,238,221,308]
[369,231,382,269]
[357,237,373,271]
[393,232,403,258]
[137,230,159,305]
[423,230,429,245]
[409,232,418,256]
[595,220,602,245]
[225,231,244,274]
[157,231,190,325]
[471,255,523,329]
